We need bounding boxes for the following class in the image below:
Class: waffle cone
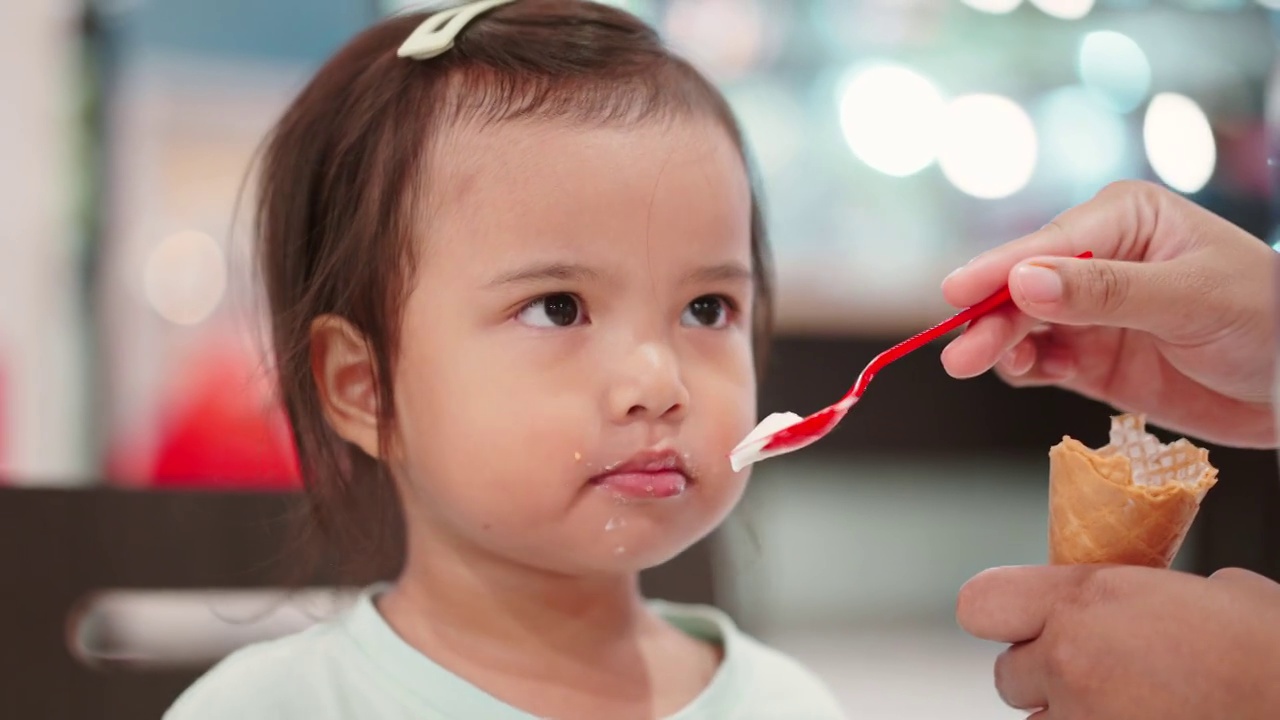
[1048,414,1218,568]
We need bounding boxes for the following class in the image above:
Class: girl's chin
[587,529,712,574]
[516,536,706,578]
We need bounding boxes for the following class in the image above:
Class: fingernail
[1012,264,1063,304]
[942,255,981,285]
[997,351,1018,375]
[1001,349,1023,375]
[1040,354,1074,377]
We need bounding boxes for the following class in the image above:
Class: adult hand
[956,564,1280,719]
[940,180,1277,448]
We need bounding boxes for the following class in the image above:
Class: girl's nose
[605,342,690,424]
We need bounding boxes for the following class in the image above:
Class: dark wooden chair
[0,488,719,720]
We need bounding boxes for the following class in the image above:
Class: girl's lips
[592,471,688,499]
[589,448,692,500]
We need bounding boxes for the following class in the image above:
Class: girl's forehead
[428,115,744,197]
[418,117,752,264]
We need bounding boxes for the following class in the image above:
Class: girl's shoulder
[162,618,353,720]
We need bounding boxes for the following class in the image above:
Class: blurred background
[2,0,1279,718]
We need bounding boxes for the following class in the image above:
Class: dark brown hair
[258,0,774,584]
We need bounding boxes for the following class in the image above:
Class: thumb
[1209,568,1280,599]
[1008,256,1182,334]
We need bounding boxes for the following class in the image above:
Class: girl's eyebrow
[684,262,753,286]
[486,262,603,288]
[486,261,753,288]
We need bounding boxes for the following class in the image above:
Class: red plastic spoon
[729,251,1094,471]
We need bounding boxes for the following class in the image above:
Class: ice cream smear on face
[729,411,803,472]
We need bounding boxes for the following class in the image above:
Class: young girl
[165,1,846,718]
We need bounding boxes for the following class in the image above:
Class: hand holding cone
[1048,414,1218,568]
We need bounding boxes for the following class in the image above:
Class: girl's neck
[380,537,653,661]
[373,532,723,718]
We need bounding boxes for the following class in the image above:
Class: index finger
[942,180,1164,308]
[955,564,1102,643]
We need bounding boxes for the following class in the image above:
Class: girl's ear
[310,315,381,458]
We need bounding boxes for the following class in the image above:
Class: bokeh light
[1143,92,1216,193]
[663,0,768,81]
[837,63,946,177]
[939,94,1039,199]
[143,231,227,326]
[960,0,1024,13]
[1077,30,1152,113]
[1029,0,1095,19]
[590,0,659,24]
[725,83,806,181]
[1036,86,1130,192]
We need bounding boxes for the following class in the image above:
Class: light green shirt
[164,587,847,719]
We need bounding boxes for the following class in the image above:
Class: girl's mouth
[589,449,691,500]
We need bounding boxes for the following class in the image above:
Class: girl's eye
[517,293,586,328]
[682,295,731,329]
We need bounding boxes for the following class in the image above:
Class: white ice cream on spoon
[729,411,803,472]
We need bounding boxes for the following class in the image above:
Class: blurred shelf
[772,257,966,337]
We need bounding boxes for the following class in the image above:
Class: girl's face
[388,116,757,576]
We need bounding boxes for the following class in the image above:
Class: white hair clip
[397,0,519,60]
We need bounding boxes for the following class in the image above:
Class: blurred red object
[143,343,301,489]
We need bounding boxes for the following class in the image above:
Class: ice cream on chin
[1048,413,1218,568]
